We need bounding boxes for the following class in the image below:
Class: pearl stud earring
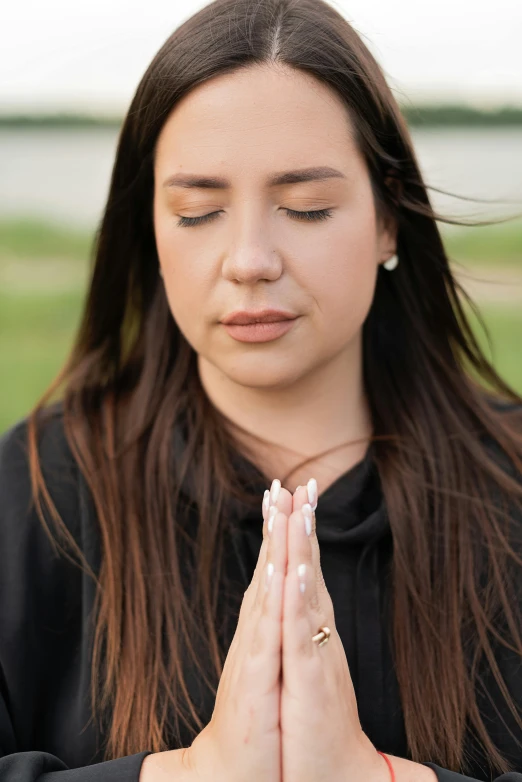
[383,254,398,271]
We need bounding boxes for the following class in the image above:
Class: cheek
[154,213,211,347]
[304,211,378,337]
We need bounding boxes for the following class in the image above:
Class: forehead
[153,64,362,178]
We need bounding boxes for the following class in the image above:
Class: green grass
[441,220,522,269]
[0,289,85,433]
[462,303,522,394]
[0,217,94,261]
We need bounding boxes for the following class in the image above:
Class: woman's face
[153,63,396,390]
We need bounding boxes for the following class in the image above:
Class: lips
[221,318,298,343]
[221,309,297,325]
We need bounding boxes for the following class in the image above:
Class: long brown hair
[24,0,522,774]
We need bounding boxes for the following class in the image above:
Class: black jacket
[1,400,522,782]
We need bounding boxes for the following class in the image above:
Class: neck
[197,334,372,492]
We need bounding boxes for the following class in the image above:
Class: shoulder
[0,405,93,659]
[0,401,82,556]
[0,398,69,463]
[0,399,77,500]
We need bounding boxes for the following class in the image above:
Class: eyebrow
[162,166,346,190]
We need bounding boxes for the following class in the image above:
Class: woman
[1,0,522,780]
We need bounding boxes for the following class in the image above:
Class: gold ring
[312,626,331,647]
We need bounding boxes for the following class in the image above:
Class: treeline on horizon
[0,104,522,128]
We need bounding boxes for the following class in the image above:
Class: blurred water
[0,126,521,230]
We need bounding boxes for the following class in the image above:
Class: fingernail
[262,489,270,517]
[297,563,306,594]
[268,505,278,534]
[269,478,281,505]
[265,562,274,592]
[307,478,318,511]
[301,503,312,536]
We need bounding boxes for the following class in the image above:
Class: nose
[221,208,283,283]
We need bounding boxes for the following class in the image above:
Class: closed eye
[176,208,334,227]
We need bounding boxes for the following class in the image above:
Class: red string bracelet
[377,751,396,782]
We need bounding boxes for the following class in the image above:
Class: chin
[226,361,305,390]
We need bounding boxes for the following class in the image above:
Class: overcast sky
[1,0,521,113]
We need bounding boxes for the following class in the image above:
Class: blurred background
[1,0,521,434]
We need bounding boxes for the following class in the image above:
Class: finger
[282,516,343,721]
[226,510,286,705]
[227,504,287,693]
[292,479,317,522]
[262,478,293,524]
[292,481,321,585]
[245,477,293,622]
[251,479,292,593]
[254,506,287,615]
[286,506,320,637]
[253,478,289,587]
[250,479,292,591]
[245,483,290,636]
[225,478,291,683]
[250,508,286,665]
[246,506,270,600]
[283,506,334,692]
[292,484,314,527]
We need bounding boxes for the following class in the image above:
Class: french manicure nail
[262,489,270,517]
[265,562,274,592]
[268,505,278,534]
[301,503,312,536]
[297,563,306,594]
[307,478,318,511]
[269,478,281,505]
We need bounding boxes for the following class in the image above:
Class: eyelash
[176,208,334,227]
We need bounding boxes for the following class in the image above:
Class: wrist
[352,735,393,782]
[384,755,438,781]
